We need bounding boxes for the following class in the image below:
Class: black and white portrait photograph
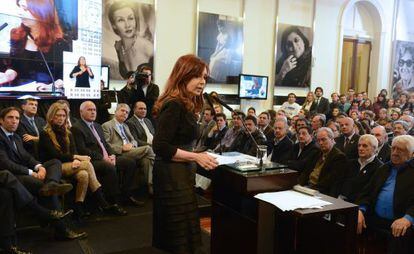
[392,40,414,99]
[102,0,155,80]
[275,24,312,87]
[197,12,243,84]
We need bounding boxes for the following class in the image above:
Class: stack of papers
[207,152,257,165]
[254,190,332,211]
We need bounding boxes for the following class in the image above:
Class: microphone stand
[209,93,263,169]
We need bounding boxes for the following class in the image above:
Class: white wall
[107,0,411,113]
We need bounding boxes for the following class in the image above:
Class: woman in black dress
[152,54,218,253]
[69,56,94,88]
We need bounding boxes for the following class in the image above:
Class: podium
[210,164,299,254]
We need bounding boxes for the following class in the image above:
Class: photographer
[117,71,146,118]
[136,65,159,120]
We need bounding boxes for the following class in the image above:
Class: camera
[132,72,150,87]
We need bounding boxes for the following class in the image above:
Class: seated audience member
[314,87,330,115]
[229,115,266,156]
[195,107,216,151]
[356,135,414,254]
[376,108,389,126]
[267,109,277,127]
[102,103,154,201]
[126,101,155,146]
[71,101,128,215]
[399,115,414,135]
[339,94,351,113]
[205,113,228,151]
[39,103,116,219]
[268,118,293,164]
[280,93,301,119]
[335,117,360,159]
[330,92,340,110]
[247,107,256,117]
[258,111,274,141]
[16,98,46,159]
[302,91,317,116]
[340,134,383,202]
[214,111,245,152]
[56,99,79,128]
[391,120,409,144]
[311,113,326,136]
[0,107,86,240]
[327,120,340,139]
[329,106,340,122]
[0,170,75,254]
[372,126,391,163]
[287,125,320,173]
[298,127,347,196]
[390,109,401,121]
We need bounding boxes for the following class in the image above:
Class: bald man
[335,117,360,159]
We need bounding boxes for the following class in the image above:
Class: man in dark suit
[287,125,320,173]
[102,103,154,203]
[229,115,266,156]
[268,118,293,164]
[372,125,391,163]
[205,113,228,150]
[258,111,274,141]
[0,170,74,253]
[126,101,155,146]
[356,135,414,254]
[15,98,46,159]
[195,107,216,151]
[340,134,383,202]
[299,127,348,197]
[314,87,330,115]
[335,117,360,159]
[0,107,86,241]
[71,101,128,214]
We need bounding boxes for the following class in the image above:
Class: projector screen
[0,0,102,99]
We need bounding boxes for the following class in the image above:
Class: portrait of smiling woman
[275,25,313,87]
[103,0,155,80]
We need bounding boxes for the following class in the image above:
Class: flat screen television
[0,0,102,99]
[238,74,268,100]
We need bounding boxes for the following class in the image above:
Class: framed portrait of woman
[197,12,243,84]
[391,40,414,99]
[102,0,155,80]
[274,24,313,88]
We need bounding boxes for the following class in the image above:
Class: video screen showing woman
[102,0,155,80]
[275,25,313,87]
[69,56,94,88]
[0,0,77,92]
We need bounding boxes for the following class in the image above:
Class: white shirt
[136,116,153,144]
[281,102,301,118]
[358,155,376,171]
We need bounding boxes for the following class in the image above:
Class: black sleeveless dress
[152,99,201,253]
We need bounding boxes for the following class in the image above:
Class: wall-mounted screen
[238,74,268,100]
[0,0,102,99]
[101,65,110,89]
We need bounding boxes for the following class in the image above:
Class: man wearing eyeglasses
[394,46,414,95]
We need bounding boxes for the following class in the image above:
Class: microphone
[0,22,8,32]
[208,93,235,113]
[28,33,59,96]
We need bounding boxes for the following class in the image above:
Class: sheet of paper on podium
[207,152,257,165]
[254,190,332,211]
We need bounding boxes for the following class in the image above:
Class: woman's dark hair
[280,26,310,56]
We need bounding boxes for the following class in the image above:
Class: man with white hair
[335,117,360,159]
[356,135,414,253]
[268,118,293,164]
[340,134,383,202]
[298,127,347,197]
[399,115,414,135]
[372,126,391,163]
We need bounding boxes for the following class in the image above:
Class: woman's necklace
[121,36,136,55]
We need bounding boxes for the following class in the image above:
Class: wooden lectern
[211,165,299,254]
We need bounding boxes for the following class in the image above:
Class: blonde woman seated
[39,103,113,219]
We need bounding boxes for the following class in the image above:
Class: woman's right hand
[72,159,81,169]
[195,152,218,170]
[279,55,297,79]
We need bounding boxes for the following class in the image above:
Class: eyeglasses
[399,59,413,67]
